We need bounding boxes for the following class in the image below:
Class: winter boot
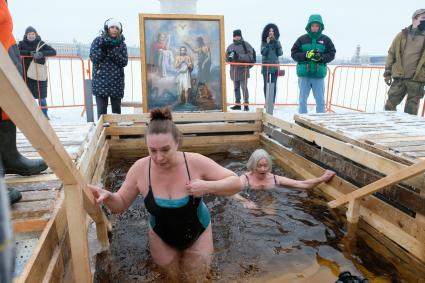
[230,104,241,110]
[243,105,250,111]
[0,120,47,176]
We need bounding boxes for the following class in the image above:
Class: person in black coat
[90,18,128,119]
[18,26,56,119]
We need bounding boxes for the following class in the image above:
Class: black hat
[25,26,37,35]
[233,29,242,37]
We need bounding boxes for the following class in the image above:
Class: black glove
[31,51,44,60]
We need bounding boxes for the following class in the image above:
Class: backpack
[242,41,256,69]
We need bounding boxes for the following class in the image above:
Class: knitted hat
[25,26,37,35]
[233,29,242,37]
[106,18,122,31]
[413,9,425,18]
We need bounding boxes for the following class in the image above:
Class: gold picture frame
[139,14,226,112]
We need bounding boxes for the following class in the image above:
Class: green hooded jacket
[291,14,336,78]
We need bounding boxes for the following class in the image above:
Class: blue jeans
[263,72,278,103]
[38,98,48,118]
[233,79,249,104]
[298,77,325,114]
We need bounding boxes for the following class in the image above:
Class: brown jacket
[385,26,425,82]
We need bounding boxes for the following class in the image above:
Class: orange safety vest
[0,0,16,121]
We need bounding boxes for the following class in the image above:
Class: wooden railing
[0,46,109,282]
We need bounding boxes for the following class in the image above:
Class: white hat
[106,18,122,31]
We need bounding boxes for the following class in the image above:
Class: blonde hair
[246,149,272,172]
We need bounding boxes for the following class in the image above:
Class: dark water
[94,150,401,283]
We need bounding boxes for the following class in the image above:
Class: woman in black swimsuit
[234,149,335,209]
[88,108,242,281]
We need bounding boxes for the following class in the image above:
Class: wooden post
[346,199,361,223]
[64,185,92,283]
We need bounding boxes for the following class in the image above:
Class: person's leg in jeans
[110,97,122,114]
[298,77,312,114]
[311,78,326,113]
[38,98,49,119]
[231,80,242,110]
[240,78,249,109]
[95,96,108,119]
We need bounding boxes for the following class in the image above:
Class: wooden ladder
[0,46,109,282]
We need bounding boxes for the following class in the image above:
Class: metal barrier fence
[327,65,425,116]
[21,55,87,110]
[24,55,425,117]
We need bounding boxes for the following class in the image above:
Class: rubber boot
[0,120,47,176]
[7,188,22,205]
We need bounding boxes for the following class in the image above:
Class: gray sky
[9,0,425,59]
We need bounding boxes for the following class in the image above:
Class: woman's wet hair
[246,149,272,172]
[146,107,182,143]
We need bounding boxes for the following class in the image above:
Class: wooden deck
[294,111,425,165]
[7,123,95,278]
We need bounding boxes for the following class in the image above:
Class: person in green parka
[291,14,336,114]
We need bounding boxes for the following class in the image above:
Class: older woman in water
[234,149,335,209]
[88,108,242,281]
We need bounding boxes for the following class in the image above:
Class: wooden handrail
[328,159,425,208]
[0,46,108,282]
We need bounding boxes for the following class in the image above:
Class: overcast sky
[9,0,425,59]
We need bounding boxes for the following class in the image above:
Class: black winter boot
[0,120,47,176]
[8,188,22,204]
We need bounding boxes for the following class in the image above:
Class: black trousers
[95,96,121,119]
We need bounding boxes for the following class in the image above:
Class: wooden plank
[13,218,48,233]
[263,113,425,189]
[328,160,425,208]
[102,112,261,123]
[20,190,58,202]
[108,134,260,151]
[358,221,425,282]
[0,47,108,236]
[263,125,425,217]
[346,200,361,223]
[78,127,106,182]
[91,143,109,186]
[42,244,64,283]
[11,200,55,220]
[6,174,58,184]
[294,114,416,164]
[261,135,425,262]
[64,184,92,283]
[16,205,61,283]
[105,122,261,136]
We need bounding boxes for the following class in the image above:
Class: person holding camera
[261,23,283,103]
[90,18,128,119]
[225,29,254,111]
[384,9,425,115]
[291,14,336,114]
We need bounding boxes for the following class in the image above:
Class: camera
[228,50,237,62]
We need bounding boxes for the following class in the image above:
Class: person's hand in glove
[306,50,316,60]
[31,51,44,60]
[384,76,392,86]
[311,51,323,62]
